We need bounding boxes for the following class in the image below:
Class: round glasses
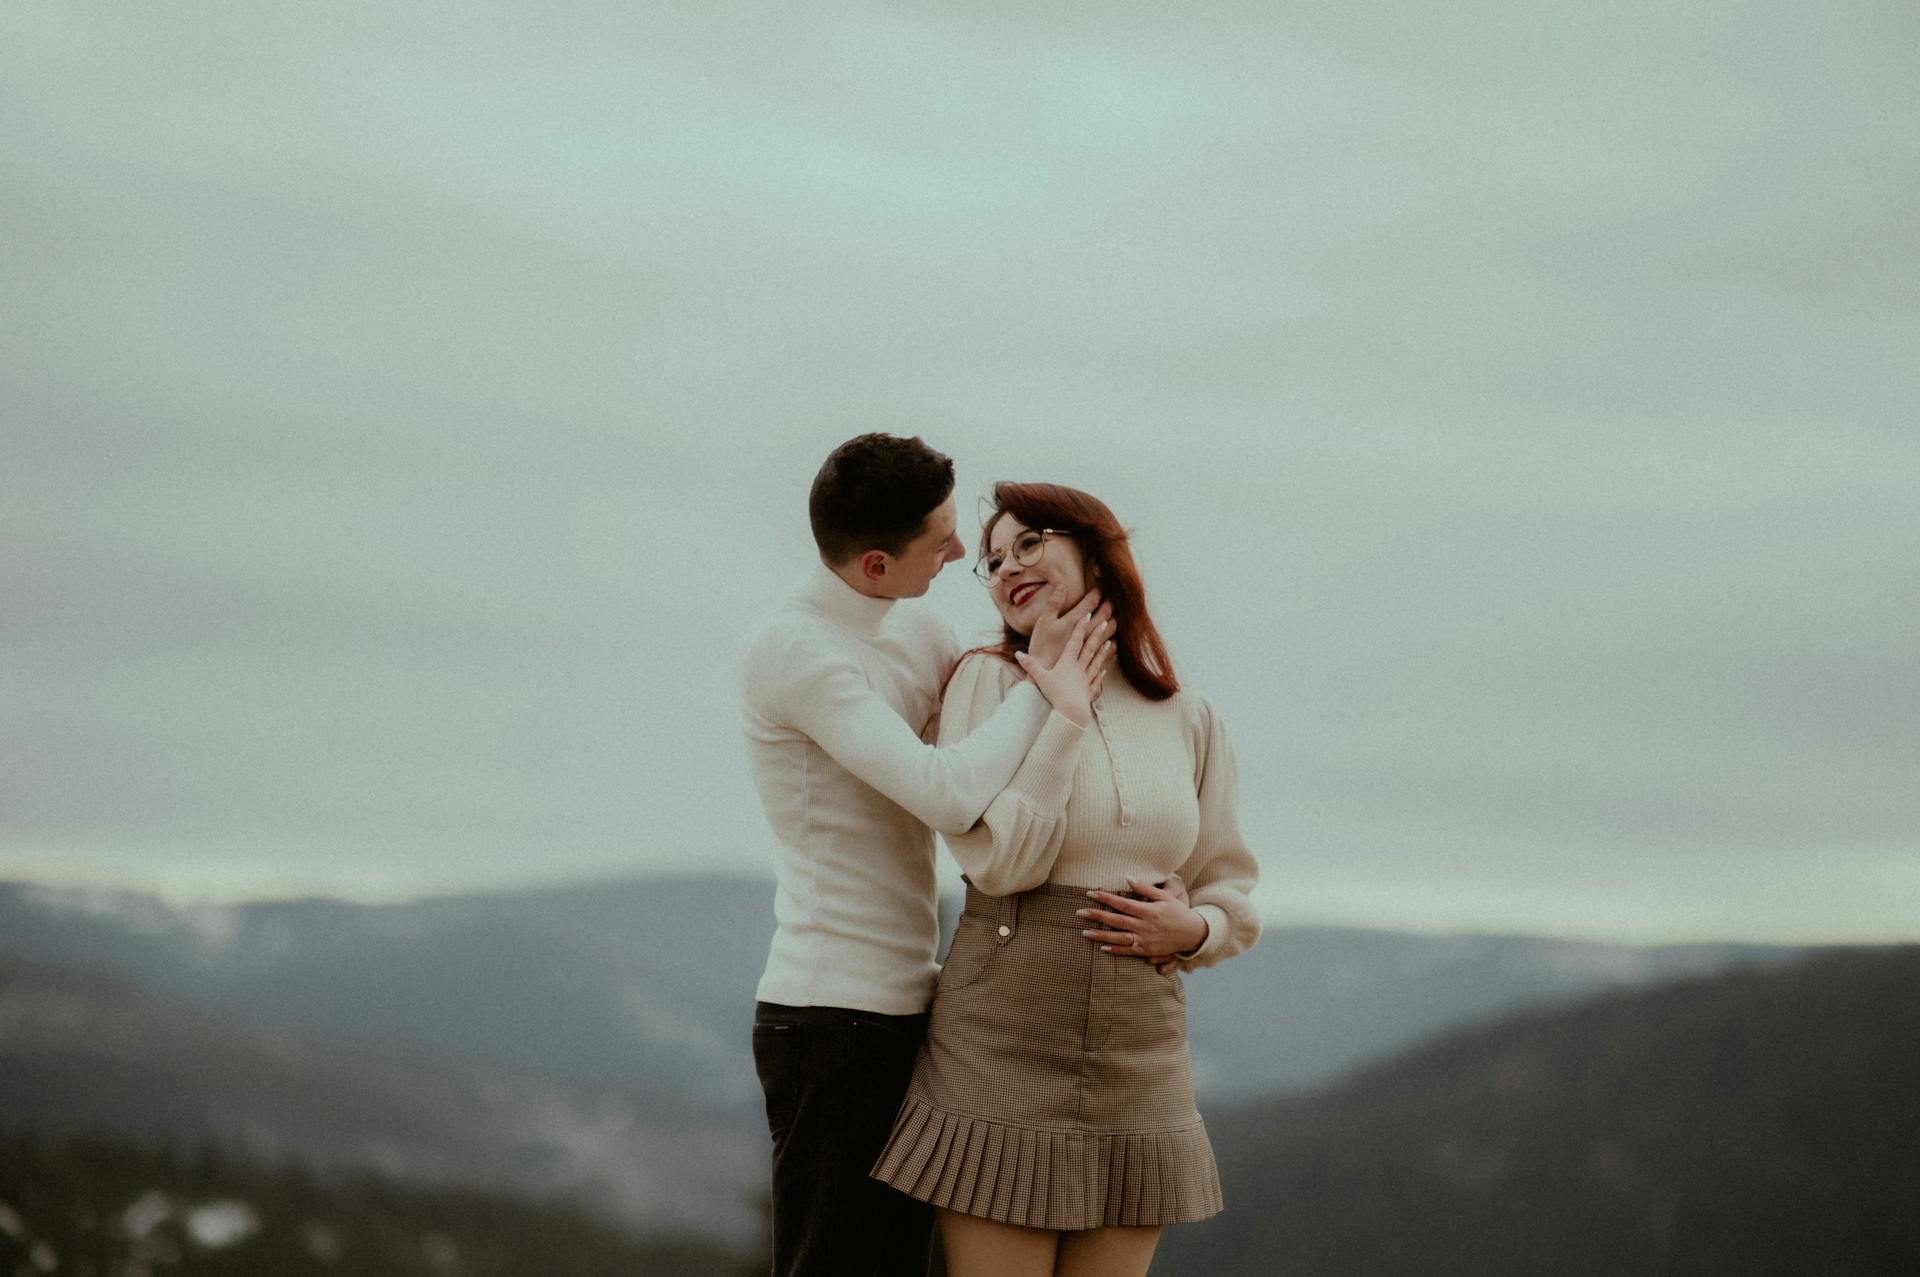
[973,528,1071,584]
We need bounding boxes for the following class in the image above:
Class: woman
[871,482,1261,1277]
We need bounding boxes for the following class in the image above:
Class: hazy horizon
[1,865,1905,950]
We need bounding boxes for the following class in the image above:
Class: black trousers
[753,1001,934,1277]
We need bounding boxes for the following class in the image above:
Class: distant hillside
[1186,923,1795,1100]
[0,875,1796,1110]
[1157,946,1920,1277]
[3,878,1900,1271]
[0,874,1809,1252]
[0,958,761,1240]
[0,876,779,1121]
[0,1128,754,1277]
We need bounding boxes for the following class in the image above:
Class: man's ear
[860,549,889,581]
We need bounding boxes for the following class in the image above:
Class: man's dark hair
[809,433,955,565]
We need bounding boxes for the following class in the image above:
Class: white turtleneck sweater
[738,562,1087,1014]
[936,651,1261,971]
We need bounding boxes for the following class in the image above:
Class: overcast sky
[5,2,1916,943]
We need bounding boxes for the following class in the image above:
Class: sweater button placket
[1092,711,1133,827]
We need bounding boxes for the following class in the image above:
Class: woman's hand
[1015,613,1112,728]
[1078,876,1208,974]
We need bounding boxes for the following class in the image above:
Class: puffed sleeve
[1172,694,1262,971]
[936,651,1087,895]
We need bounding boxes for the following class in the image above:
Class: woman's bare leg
[1054,1224,1164,1277]
[937,1208,1059,1277]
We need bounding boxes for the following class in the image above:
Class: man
[738,433,1110,1276]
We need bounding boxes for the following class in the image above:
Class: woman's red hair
[962,481,1179,702]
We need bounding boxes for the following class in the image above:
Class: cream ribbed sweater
[738,563,1087,1014]
[936,651,1261,970]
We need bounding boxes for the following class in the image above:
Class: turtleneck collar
[800,558,898,637]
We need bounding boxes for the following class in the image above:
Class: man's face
[880,493,965,599]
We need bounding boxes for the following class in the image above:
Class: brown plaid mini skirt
[869,879,1223,1230]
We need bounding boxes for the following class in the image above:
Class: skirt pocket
[936,916,1004,993]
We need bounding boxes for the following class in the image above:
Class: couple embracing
[738,433,1261,1277]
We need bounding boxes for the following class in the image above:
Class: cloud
[2,1,1915,939]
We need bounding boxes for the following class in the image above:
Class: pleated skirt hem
[871,1095,1224,1230]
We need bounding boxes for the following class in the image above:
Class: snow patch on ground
[185,1200,259,1248]
[120,1189,173,1239]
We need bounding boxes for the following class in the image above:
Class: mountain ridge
[0,873,1799,1104]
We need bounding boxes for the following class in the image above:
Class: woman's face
[984,513,1091,637]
